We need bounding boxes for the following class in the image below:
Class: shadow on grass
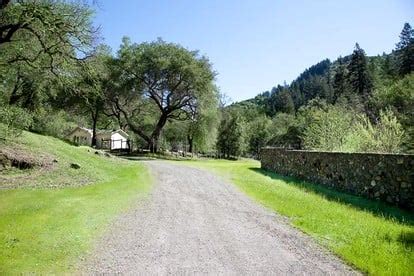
[250,167,414,226]
[398,231,414,249]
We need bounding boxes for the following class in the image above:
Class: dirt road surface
[82,161,357,275]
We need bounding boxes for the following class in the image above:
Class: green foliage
[0,0,96,110]
[343,110,405,153]
[112,38,217,152]
[299,103,404,153]
[332,57,348,103]
[301,105,353,151]
[31,108,84,139]
[395,23,414,76]
[372,73,414,152]
[247,115,272,157]
[0,0,98,141]
[268,113,302,149]
[346,43,373,112]
[270,88,295,114]
[0,105,33,140]
[187,84,220,152]
[216,111,247,158]
[0,0,94,65]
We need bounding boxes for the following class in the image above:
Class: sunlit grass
[0,132,152,274]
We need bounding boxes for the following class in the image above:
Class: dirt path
[82,161,357,274]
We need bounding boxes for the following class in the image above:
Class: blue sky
[94,0,413,102]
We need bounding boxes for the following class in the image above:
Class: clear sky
[94,0,413,102]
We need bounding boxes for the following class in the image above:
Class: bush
[299,104,404,153]
[371,73,414,152]
[247,115,272,157]
[268,113,303,149]
[216,111,247,158]
[343,110,405,153]
[301,105,354,151]
[31,108,80,139]
[0,105,33,140]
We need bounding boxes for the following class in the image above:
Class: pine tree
[332,57,347,103]
[347,43,373,113]
[395,23,414,76]
[272,90,295,114]
[381,52,396,78]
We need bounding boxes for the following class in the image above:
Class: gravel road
[82,161,357,275]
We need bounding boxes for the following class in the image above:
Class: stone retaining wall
[260,148,414,210]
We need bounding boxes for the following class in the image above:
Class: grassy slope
[0,132,151,274]
[180,159,414,275]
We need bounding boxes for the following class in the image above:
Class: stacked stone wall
[261,148,414,210]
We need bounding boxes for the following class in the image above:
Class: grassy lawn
[180,159,414,275]
[0,132,152,274]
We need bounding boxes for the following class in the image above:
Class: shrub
[216,112,247,158]
[371,73,414,152]
[0,105,33,140]
[247,115,272,157]
[31,108,80,139]
[268,113,303,149]
[343,110,405,153]
[301,105,354,151]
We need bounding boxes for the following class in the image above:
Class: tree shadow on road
[249,167,414,227]
[120,154,192,162]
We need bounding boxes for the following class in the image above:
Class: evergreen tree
[271,89,295,114]
[395,23,414,76]
[332,57,348,103]
[289,83,304,110]
[347,43,373,113]
[381,52,396,79]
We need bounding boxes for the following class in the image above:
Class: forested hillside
[218,23,414,157]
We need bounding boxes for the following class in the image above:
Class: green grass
[179,159,414,275]
[1,131,138,188]
[0,132,152,274]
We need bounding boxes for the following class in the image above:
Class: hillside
[232,54,382,115]
[0,131,137,189]
[0,131,152,274]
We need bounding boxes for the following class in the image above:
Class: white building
[96,129,130,150]
[67,127,130,150]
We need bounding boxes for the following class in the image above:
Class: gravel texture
[82,161,357,275]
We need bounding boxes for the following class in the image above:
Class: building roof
[112,129,129,138]
[67,126,93,137]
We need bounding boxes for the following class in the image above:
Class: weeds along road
[82,161,357,274]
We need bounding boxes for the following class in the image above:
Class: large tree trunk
[148,121,166,153]
[187,135,193,153]
[91,108,98,147]
[148,113,168,153]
